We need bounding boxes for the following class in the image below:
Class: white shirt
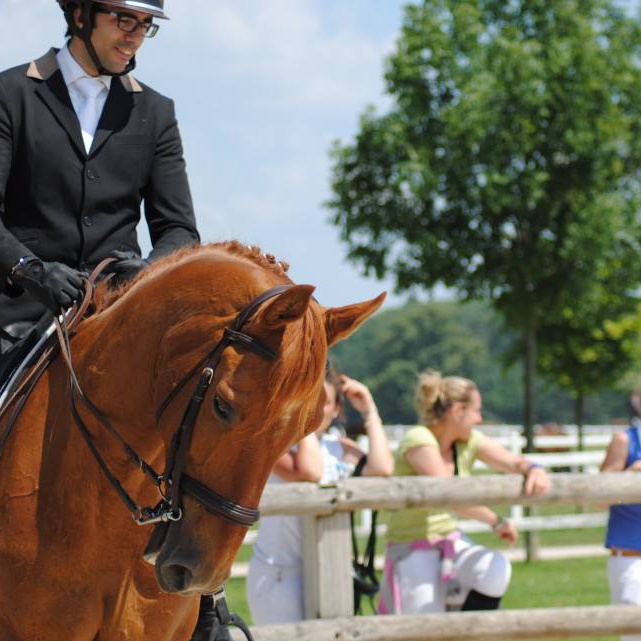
[251,434,351,568]
[56,44,111,151]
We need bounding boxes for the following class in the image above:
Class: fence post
[509,429,523,524]
[302,512,353,619]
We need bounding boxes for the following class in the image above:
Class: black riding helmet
[56,0,169,76]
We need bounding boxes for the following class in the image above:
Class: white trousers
[246,556,304,625]
[608,556,641,641]
[395,536,512,614]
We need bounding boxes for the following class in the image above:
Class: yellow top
[386,426,482,543]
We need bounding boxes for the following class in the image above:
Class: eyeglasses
[96,8,160,38]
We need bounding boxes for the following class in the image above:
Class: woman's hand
[339,375,377,418]
[493,516,518,544]
[339,375,394,477]
[524,464,551,496]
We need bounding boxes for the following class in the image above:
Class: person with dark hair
[600,394,641,641]
[377,368,550,615]
[0,2,218,638]
[246,370,393,624]
[0,0,199,369]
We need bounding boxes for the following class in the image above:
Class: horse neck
[72,286,186,461]
[75,257,280,460]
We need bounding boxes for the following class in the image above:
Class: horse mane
[265,301,327,429]
[93,241,292,313]
[91,240,325,432]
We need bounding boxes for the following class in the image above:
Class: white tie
[74,76,105,152]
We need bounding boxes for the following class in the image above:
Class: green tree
[328,0,641,448]
[537,252,641,447]
[331,300,498,423]
[331,299,627,426]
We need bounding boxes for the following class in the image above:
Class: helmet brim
[92,0,169,20]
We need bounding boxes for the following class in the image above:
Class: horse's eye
[213,395,234,423]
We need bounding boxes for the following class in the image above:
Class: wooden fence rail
[258,472,640,516]
[231,606,641,641]
[244,472,640,637]
[241,445,611,546]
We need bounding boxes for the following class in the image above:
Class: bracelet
[526,463,545,474]
[492,516,508,531]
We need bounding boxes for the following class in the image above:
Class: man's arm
[142,97,200,260]
[0,75,84,311]
[0,76,35,292]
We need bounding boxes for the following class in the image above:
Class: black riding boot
[460,588,502,610]
[190,595,232,641]
[0,322,38,392]
[0,314,53,398]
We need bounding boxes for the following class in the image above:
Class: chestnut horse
[0,241,384,641]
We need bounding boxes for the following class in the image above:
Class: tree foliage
[328,0,641,438]
[537,260,641,405]
[330,300,627,427]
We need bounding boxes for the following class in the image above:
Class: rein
[58,283,291,529]
[0,258,115,455]
[0,262,274,641]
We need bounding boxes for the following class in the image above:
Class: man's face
[73,3,152,74]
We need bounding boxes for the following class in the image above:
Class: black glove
[10,259,85,314]
[104,250,149,285]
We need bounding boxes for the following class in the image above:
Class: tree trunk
[523,323,537,452]
[523,323,538,561]
[575,393,585,452]
[574,392,586,513]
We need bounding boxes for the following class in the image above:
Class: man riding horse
[0,1,229,638]
[0,0,198,353]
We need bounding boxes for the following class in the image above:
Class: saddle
[0,314,57,410]
[0,259,112,432]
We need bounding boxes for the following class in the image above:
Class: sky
[1,0,410,309]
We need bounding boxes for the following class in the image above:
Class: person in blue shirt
[601,398,641,641]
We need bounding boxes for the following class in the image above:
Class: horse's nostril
[160,563,193,592]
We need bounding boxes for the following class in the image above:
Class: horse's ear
[324,292,386,346]
[261,284,316,328]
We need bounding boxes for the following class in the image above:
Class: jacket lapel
[28,49,86,157]
[27,48,145,158]
[90,77,136,156]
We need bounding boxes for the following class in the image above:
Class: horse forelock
[264,301,327,431]
[93,241,292,313]
[88,239,325,435]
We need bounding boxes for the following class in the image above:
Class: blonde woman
[378,369,550,614]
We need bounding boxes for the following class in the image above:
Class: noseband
[65,285,291,531]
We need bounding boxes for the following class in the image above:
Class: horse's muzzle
[152,520,213,594]
[157,560,196,593]
[156,548,204,594]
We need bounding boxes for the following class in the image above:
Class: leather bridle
[0,267,286,641]
[60,284,292,529]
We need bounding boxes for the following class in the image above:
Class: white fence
[235,607,641,641]
[241,424,614,548]
[230,473,641,641]
[381,424,611,537]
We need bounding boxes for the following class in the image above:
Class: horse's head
[117,244,385,594]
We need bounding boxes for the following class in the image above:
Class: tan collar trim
[119,74,143,93]
[26,46,143,93]
[26,48,59,81]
